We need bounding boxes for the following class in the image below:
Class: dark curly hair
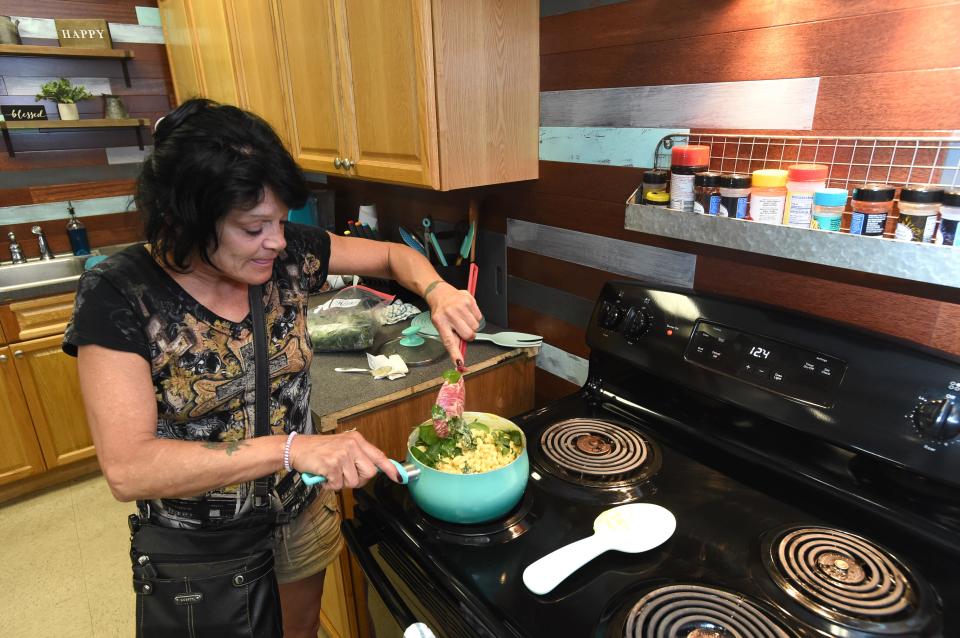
[137,99,309,271]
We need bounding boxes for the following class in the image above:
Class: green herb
[34,78,94,104]
[307,314,377,351]
[418,423,439,446]
[410,446,433,467]
[441,369,462,384]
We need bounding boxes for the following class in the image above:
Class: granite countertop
[309,316,536,432]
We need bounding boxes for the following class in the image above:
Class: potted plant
[34,78,94,121]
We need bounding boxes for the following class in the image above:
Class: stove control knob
[599,301,624,330]
[913,397,960,443]
[623,309,652,341]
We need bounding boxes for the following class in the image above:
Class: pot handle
[302,459,418,486]
[341,519,437,637]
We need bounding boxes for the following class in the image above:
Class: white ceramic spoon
[522,503,676,595]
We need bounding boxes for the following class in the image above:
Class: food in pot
[411,419,523,474]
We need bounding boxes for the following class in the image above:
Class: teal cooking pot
[405,412,529,524]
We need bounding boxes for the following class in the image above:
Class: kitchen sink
[0,253,94,298]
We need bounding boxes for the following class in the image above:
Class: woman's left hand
[428,281,482,367]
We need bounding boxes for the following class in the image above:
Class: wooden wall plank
[534,367,579,408]
[535,160,644,202]
[0,179,135,207]
[694,255,960,355]
[0,128,149,152]
[508,303,590,359]
[1,210,142,259]
[508,248,631,302]
[0,1,148,22]
[540,0,953,55]
[539,126,685,168]
[541,4,960,91]
[0,148,108,172]
[814,69,960,131]
[541,78,820,130]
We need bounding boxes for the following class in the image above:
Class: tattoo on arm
[203,440,248,456]
[424,279,444,297]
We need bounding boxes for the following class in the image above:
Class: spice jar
[810,189,848,232]
[644,190,670,207]
[895,185,943,243]
[693,172,722,215]
[783,164,828,228]
[750,169,789,224]
[849,184,895,237]
[718,174,751,219]
[937,191,960,246]
[641,169,669,199]
[669,145,710,212]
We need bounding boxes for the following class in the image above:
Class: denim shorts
[273,488,344,584]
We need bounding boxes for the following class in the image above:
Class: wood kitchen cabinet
[0,293,97,498]
[0,346,46,487]
[161,0,539,190]
[157,0,293,147]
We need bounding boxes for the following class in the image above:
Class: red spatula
[457,263,479,372]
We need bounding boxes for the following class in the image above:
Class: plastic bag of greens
[307,285,395,352]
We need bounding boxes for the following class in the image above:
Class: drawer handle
[13,350,23,358]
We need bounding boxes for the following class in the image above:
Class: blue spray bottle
[65,201,91,256]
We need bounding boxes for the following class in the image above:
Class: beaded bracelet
[283,431,298,472]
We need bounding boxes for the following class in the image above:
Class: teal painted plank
[136,6,162,27]
[539,126,688,168]
[0,195,135,225]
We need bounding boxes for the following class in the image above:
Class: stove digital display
[684,321,846,407]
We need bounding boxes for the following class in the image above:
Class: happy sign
[54,19,112,49]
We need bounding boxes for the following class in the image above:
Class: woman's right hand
[289,431,399,490]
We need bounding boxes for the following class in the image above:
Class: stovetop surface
[359,392,958,637]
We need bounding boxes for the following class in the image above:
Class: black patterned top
[63,224,330,528]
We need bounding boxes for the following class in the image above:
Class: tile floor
[0,473,136,637]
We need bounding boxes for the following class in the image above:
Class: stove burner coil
[623,584,793,638]
[539,419,655,485]
[764,526,917,623]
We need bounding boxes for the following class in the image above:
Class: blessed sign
[1,105,48,121]
[54,19,112,49]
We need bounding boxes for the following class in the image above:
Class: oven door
[342,501,520,638]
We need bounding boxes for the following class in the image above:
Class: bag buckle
[136,554,158,579]
[128,513,141,535]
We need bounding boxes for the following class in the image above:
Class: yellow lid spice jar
[750,169,789,224]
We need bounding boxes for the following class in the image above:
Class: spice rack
[624,194,960,289]
[654,134,960,191]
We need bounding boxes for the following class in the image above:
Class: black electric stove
[344,283,960,638]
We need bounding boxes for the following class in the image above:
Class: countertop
[309,316,537,432]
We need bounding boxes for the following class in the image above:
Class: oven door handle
[341,518,438,638]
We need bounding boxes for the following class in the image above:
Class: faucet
[7,231,26,264]
[31,225,55,260]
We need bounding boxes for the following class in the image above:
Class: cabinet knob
[341,158,354,170]
[334,157,343,169]
[0,354,7,362]
[13,350,23,358]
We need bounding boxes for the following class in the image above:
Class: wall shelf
[0,43,134,87]
[0,118,149,157]
[624,196,960,289]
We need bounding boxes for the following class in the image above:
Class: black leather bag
[129,285,283,637]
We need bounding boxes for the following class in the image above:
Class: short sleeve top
[63,224,330,528]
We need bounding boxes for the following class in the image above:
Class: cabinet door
[188,0,240,106]
[337,0,439,187]
[0,346,45,486]
[225,0,293,148]
[12,335,95,469]
[158,0,204,104]
[273,0,350,173]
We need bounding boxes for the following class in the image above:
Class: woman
[63,99,481,637]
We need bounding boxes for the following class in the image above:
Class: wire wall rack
[654,134,960,192]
